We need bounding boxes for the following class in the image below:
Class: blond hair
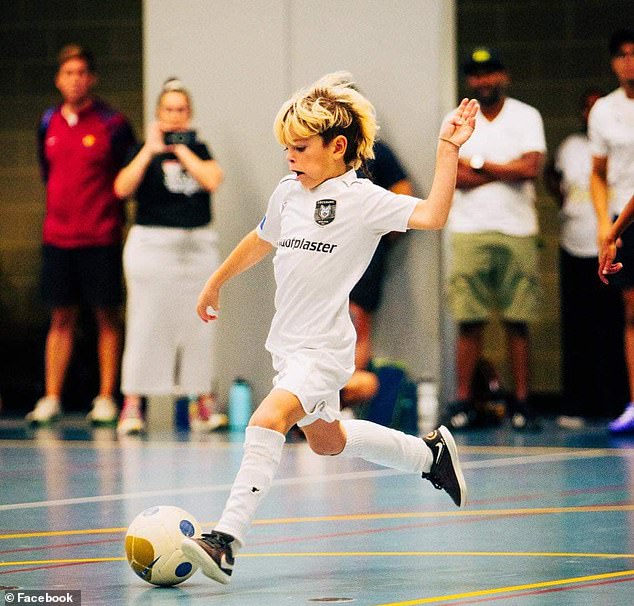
[274,71,377,170]
[157,77,193,115]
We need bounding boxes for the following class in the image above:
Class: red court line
[469,485,628,506]
[446,573,634,604]
[248,512,524,549]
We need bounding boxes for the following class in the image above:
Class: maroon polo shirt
[37,99,136,248]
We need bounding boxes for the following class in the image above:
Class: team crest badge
[314,199,336,226]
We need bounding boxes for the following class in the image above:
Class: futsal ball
[125,505,202,586]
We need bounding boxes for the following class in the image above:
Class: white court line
[0,449,625,513]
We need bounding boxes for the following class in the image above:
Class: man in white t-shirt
[546,88,627,425]
[589,28,634,433]
[444,47,546,432]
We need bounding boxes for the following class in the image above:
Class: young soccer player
[181,73,479,584]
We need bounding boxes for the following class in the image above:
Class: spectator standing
[545,89,628,424]
[444,47,546,431]
[343,139,415,408]
[589,28,634,433]
[26,44,136,425]
[114,78,224,435]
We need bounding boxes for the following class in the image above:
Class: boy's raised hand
[439,98,479,148]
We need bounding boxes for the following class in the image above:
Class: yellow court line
[3,550,634,569]
[237,551,634,559]
[250,503,634,525]
[0,528,127,540]
[0,557,124,567]
[2,503,633,540]
[375,569,634,605]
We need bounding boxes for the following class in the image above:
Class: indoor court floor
[0,417,633,605]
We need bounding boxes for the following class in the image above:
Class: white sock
[215,426,285,547]
[339,419,432,473]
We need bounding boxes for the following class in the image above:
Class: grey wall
[144,0,457,405]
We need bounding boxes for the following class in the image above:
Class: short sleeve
[121,142,142,168]
[110,117,137,169]
[194,142,212,161]
[257,182,285,244]
[522,107,547,154]
[359,184,418,235]
[588,100,608,158]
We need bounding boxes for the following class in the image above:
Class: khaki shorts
[448,232,541,323]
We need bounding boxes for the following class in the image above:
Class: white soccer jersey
[588,87,634,216]
[447,97,546,236]
[257,169,417,364]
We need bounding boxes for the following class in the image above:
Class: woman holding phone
[114,78,224,435]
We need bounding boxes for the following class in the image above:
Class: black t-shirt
[358,140,407,191]
[125,141,213,228]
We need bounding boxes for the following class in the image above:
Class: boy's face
[55,57,96,106]
[284,134,347,189]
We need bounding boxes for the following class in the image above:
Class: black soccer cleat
[181,530,236,584]
[421,425,467,507]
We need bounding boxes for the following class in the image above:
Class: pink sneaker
[117,398,145,435]
[190,395,228,432]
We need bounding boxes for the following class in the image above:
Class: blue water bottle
[174,395,191,431]
[228,378,252,431]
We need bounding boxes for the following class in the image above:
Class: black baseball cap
[462,47,506,75]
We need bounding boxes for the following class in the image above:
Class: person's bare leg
[45,306,79,397]
[456,322,484,401]
[504,321,530,402]
[94,307,121,397]
[350,302,372,371]
[341,369,379,405]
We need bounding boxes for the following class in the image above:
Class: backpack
[357,359,419,435]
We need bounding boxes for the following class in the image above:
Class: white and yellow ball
[125,505,202,586]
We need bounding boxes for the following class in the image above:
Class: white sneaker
[116,398,145,435]
[25,396,61,424]
[556,415,585,429]
[87,395,118,425]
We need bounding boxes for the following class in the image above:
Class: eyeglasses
[614,50,634,59]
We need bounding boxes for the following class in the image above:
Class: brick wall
[456,0,628,396]
[0,0,143,411]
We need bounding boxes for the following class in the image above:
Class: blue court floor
[0,416,633,605]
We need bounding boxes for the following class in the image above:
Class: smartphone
[164,130,196,146]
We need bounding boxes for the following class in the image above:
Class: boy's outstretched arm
[407,98,479,230]
[599,193,634,284]
[197,230,273,322]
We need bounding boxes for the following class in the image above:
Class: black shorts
[41,244,123,307]
[609,218,634,289]
[350,237,391,313]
